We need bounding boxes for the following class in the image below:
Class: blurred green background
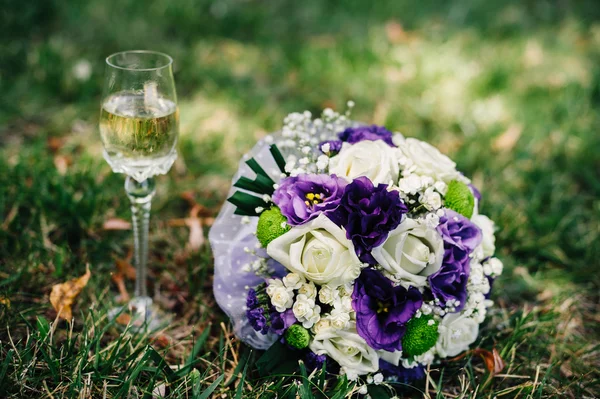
[1,0,599,397]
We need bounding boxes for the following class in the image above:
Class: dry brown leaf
[152,334,171,348]
[103,218,132,230]
[0,297,10,308]
[186,204,205,251]
[115,257,136,280]
[47,137,65,153]
[49,265,91,321]
[116,313,131,325]
[473,348,505,375]
[53,155,72,175]
[111,273,130,303]
[385,20,407,44]
[493,124,522,151]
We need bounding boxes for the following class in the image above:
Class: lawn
[1,0,599,397]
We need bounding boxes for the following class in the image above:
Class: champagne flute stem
[125,176,156,299]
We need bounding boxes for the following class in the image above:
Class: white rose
[372,219,444,287]
[310,322,379,378]
[471,214,496,259]
[337,295,353,313]
[318,284,339,305]
[282,272,304,290]
[267,214,363,287]
[266,278,285,296]
[328,308,351,330]
[397,138,461,183]
[312,318,332,335]
[329,140,400,186]
[297,281,317,299]
[268,286,294,313]
[293,294,321,328]
[436,313,479,358]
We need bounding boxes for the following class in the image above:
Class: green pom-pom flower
[284,324,310,349]
[444,180,475,218]
[402,315,439,357]
[256,207,290,247]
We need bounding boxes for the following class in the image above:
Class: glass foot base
[108,296,171,332]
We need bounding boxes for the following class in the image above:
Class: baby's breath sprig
[278,103,355,176]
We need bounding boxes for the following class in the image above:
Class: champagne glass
[100,50,178,330]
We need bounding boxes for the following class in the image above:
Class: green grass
[1,0,599,397]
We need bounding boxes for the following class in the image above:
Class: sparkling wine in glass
[100,50,178,330]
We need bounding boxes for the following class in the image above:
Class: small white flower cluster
[266,272,357,330]
[241,246,271,276]
[280,107,353,176]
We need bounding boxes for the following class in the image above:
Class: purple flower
[272,174,348,226]
[338,125,396,147]
[270,309,297,335]
[247,307,269,334]
[428,209,482,310]
[319,140,343,155]
[304,351,327,372]
[379,360,426,383]
[352,268,422,351]
[329,177,408,264]
[246,288,259,309]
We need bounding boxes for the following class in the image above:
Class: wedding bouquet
[209,105,503,383]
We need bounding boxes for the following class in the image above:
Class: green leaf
[197,373,224,399]
[227,191,266,216]
[269,144,288,174]
[367,385,392,398]
[0,348,14,384]
[246,158,275,185]
[36,316,50,340]
[256,341,300,377]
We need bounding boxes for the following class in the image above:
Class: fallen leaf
[473,348,505,375]
[385,20,407,43]
[53,155,72,175]
[186,205,204,251]
[47,137,65,153]
[493,124,522,151]
[0,297,10,308]
[115,257,136,280]
[50,265,91,321]
[152,382,167,399]
[111,252,135,302]
[560,360,574,378]
[152,334,171,348]
[103,218,132,230]
[116,313,131,325]
[111,273,130,303]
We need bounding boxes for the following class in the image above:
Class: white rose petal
[372,219,444,287]
[397,138,461,183]
[310,322,379,378]
[436,313,479,358]
[329,140,400,186]
[267,214,363,287]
